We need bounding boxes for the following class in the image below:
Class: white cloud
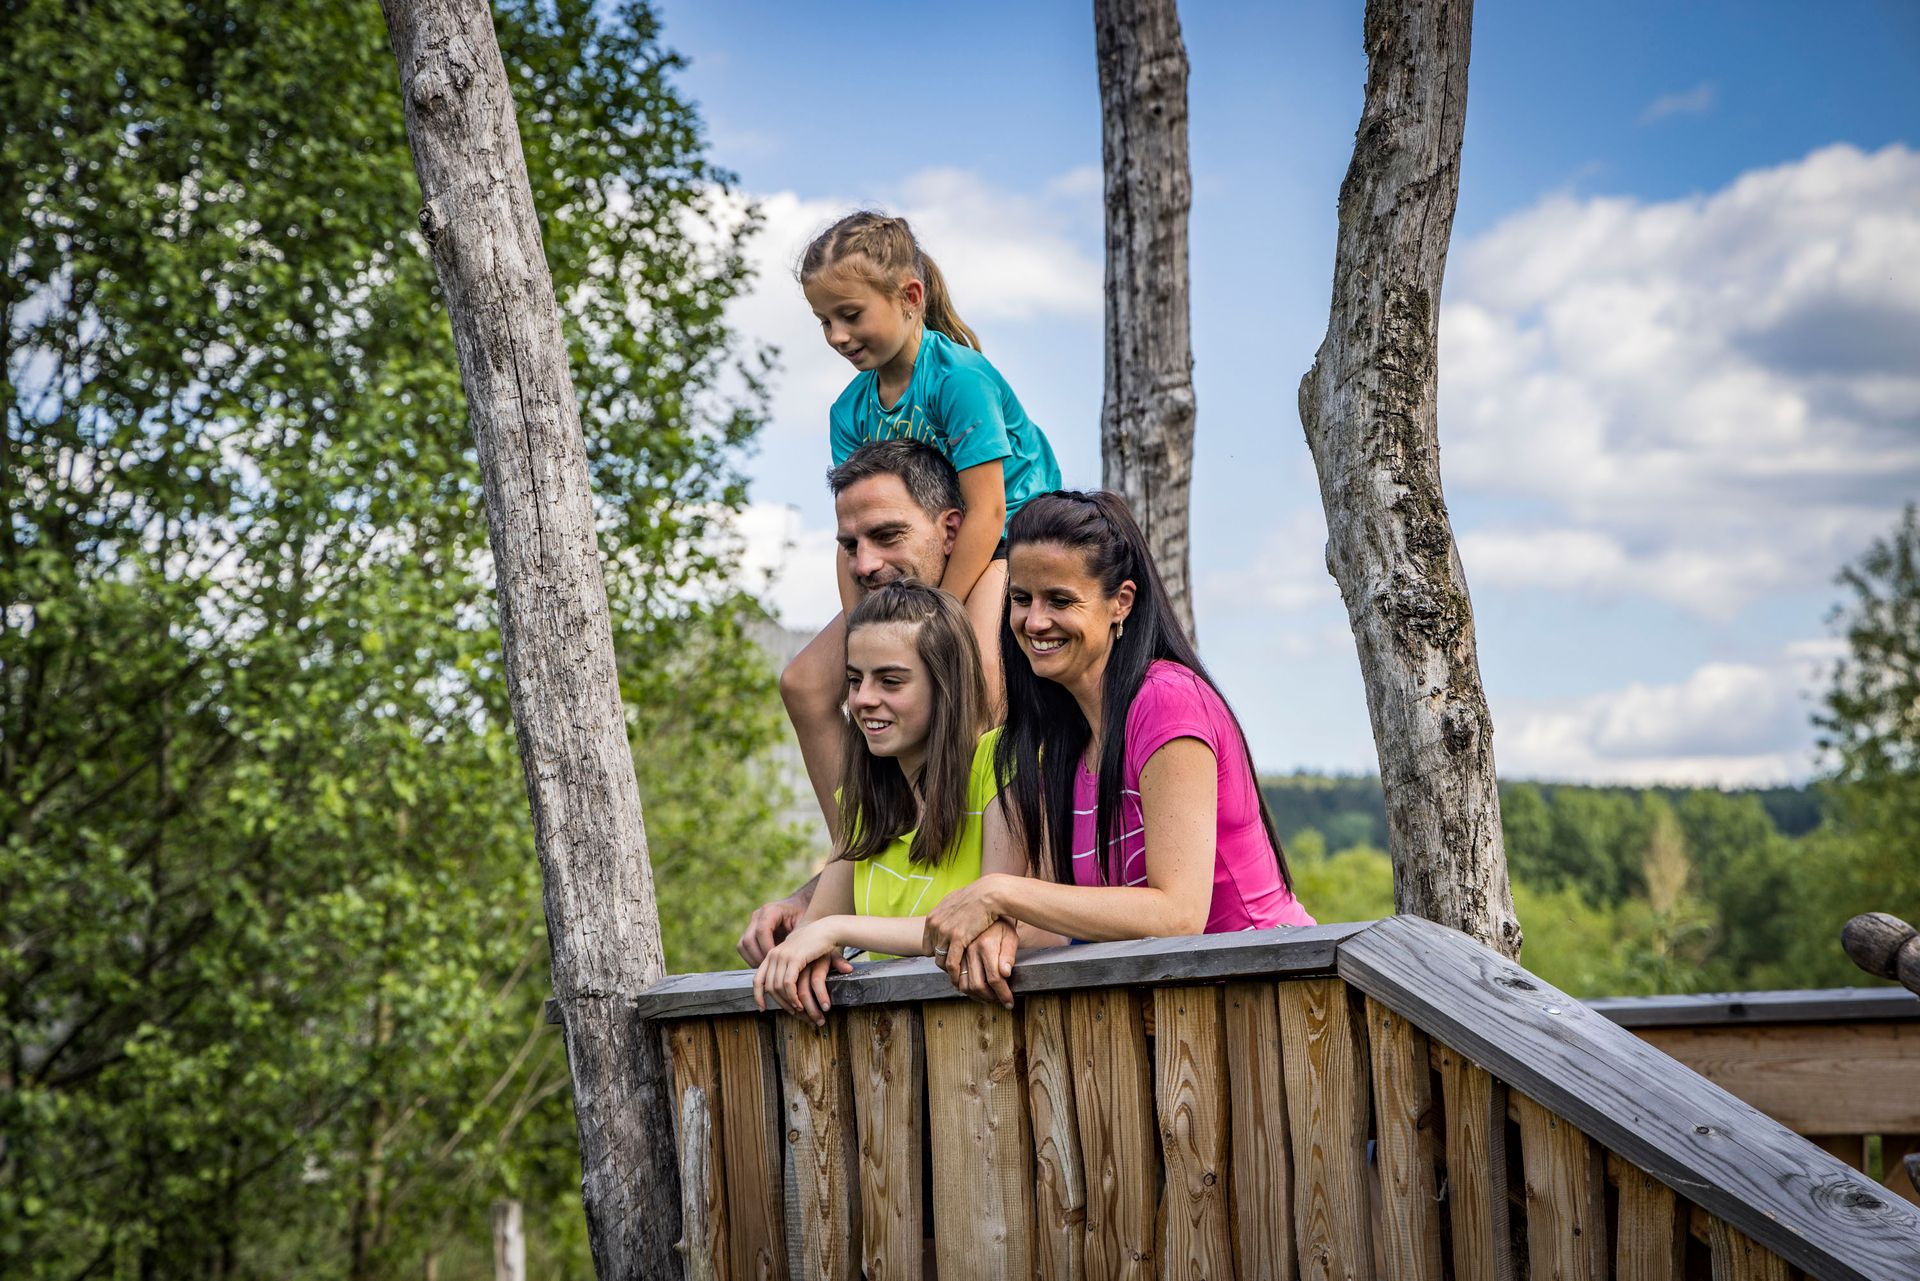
[729,168,1102,445]
[1639,83,1716,125]
[1443,143,1920,616]
[732,502,841,631]
[1495,644,1832,785]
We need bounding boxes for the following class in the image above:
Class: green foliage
[1,1,799,1277]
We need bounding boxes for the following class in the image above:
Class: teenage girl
[754,581,1061,1023]
[779,211,1063,832]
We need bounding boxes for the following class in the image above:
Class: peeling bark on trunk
[1298,0,1521,959]
[378,3,680,1277]
[1096,0,1199,641]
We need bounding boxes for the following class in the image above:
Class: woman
[753,580,1060,1024]
[925,491,1313,997]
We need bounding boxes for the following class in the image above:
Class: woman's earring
[1116,622,1125,640]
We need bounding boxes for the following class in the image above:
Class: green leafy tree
[1,1,798,1276]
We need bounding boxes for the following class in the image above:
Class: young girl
[754,581,1059,1024]
[779,211,1063,830]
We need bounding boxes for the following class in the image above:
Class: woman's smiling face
[846,621,934,777]
[1007,541,1133,701]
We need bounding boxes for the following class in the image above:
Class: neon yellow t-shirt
[852,730,1002,960]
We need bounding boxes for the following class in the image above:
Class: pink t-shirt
[1071,661,1315,932]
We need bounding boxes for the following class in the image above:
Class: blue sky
[651,0,1920,783]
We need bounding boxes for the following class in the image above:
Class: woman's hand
[955,918,1020,1008]
[925,874,1006,984]
[753,920,842,1025]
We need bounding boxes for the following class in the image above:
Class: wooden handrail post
[1842,912,1920,998]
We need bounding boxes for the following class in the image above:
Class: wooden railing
[631,918,1920,1280]
[1591,986,1920,1209]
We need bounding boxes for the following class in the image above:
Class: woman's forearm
[980,873,1207,941]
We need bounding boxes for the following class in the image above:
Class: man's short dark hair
[826,440,965,519]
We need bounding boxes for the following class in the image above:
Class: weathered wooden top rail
[617,917,1920,1280]
[1589,985,1920,1027]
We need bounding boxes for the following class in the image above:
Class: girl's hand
[925,875,1005,986]
[753,921,841,1025]
[955,918,1020,1008]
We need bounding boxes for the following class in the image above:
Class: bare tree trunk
[1096,0,1198,641]
[378,3,680,1277]
[1297,0,1521,958]
[492,1200,526,1281]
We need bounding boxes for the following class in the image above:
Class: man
[746,441,1015,998]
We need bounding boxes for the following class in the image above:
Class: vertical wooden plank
[1025,994,1086,1281]
[1613,1162,1684,1281]
[1436,1047,1512,1281]
[666,1021,730,1281]
[1069,988,1158,1279]
[778,1016,861,1281]
[1365,999,1442,1281]
[1225,981,1297,1281]
[1706,1215,1790,1281]
[1277,977,1375,1281]
[1515,1092,1605,1281]
[1155,986,1235,1280]
[924,1001,1034,1278]
[714,1015,791,1281]
[846,1006,925,1281]
[1882,1133,1920,1207]
[1808,1134,1864,1170]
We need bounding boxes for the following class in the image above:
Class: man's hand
[737,879,846,971]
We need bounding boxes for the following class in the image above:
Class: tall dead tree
[1298,0,1522,958]
[379,2,679,1277]
[1096,0,1199,640]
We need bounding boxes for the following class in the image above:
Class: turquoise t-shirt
[828,329,1063,529]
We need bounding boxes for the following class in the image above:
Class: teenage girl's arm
[940,460,1007,604]
[945,793,1070,1007]
[754,856,933,1024]
[926,738,1218,976]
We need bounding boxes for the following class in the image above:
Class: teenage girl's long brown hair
[800,210,982,352]
[836,581,990,868]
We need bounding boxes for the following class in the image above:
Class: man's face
[834,473,959,596]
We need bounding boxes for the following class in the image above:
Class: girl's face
[846,621,935,778]
[1007,542,1134,701]
[804,263,924,375]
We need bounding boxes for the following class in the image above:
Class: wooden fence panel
[846,1006,924,1281]
[1025,994,1085,1281]
[1435,1047,1512,1281]
[924,1001,1033,1278]
[1706,1216,1789,1281]
[1612,1160,1684,1281]
[1366,999,1441,1281]
[666,1021,729,1281]
[1278,977,1374,1281]
[713,1016,790,1281]
[1515,1092,1605,1281]
[1155,987,1235,1280]
[1069,988,1158,1279]
[1225,981,1296,1281]
[778,1017,861,1281]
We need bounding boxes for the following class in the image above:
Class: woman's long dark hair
[994,491,1293,891]
[835,581,989,868]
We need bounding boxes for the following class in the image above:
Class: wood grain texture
[1024,994,1086,1281]
[1612,1161,1684,1281]
[1705,1216,1790,1281]
[634,924,1369,1020]
[1514,1092,1605,1281]
[666,1022,729,1281]
[1632,1021,1920,1134]
[714,1016,790,1281]
[1277,978,1374,1281]
[1069,988,1159,1279]
[1225,981,1297,1281]
[1435,1048,1512,1281]
[1154,987,1234,1280]
[1365,999,1441,1281]
[845,1007,924,1281]
[1338,914,1920,1281]
[923,1002,1033,1279]
[777,1017,860,1281]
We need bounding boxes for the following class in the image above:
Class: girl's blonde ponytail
[800,210,982,352]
